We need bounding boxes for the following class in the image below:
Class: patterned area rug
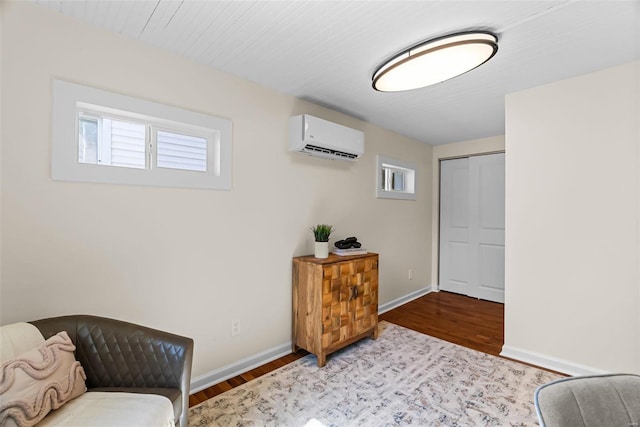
[189,322,561,426]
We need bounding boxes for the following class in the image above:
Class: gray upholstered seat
[534,374,640,427]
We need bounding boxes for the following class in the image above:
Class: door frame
[430,136,506,292]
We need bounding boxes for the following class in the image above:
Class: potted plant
[309,224,333,258]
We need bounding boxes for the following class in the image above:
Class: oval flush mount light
[372,31,498,92]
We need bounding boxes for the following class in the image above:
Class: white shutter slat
[109,119,146,169]
[157,146,207,158]
[158,141,207,152]
[157,130,207,172]
[156,134,207,148]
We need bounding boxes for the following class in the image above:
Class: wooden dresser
[292,252,379,367]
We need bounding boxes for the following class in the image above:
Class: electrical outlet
[231,319,240,336]
[408,269,413,280]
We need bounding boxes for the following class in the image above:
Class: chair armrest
[31,315,194,427]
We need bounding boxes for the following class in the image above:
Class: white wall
[0,2,433,379]
[430,135,505,287]
[504,61,640,374]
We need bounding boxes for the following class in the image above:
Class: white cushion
[38,392,175,427]
[0,323,45,363]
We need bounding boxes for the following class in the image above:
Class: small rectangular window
[53,79,232,190]
[382,167,409,192]
[376,155,416,200]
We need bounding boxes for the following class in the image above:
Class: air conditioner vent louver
[302,144,359,160]
[289,114,364,161]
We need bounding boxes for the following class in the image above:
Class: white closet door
[439,153,505,303]
[439,157,471,296]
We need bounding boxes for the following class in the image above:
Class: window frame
[376,155,417,200]
[52,79,232,190]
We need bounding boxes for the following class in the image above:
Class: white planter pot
[314,241,329,258]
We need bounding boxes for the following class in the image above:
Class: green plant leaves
[309,224,333,242]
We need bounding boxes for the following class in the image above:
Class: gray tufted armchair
[30,314,194,427]
[534,374,640,427]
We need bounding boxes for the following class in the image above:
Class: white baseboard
[190,342,292,393]
[379,285,432,314]
[191,286,432,393]
[500,345,608,376]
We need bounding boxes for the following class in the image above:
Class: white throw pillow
[0,331,87,427]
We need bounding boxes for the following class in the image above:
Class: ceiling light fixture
[372,31,498,92]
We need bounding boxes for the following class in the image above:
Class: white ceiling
[33,0,640,145]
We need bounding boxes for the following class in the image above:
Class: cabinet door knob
[351,286,359,299]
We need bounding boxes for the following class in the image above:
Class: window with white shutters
[53,79,232,190]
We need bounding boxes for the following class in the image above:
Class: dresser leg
[372,325,379,340]
[317,353,326,367]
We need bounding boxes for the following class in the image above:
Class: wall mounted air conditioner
[289,114,364,161]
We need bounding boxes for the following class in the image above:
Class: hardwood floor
[189,351,309,407]
[379,290,504,356]
[189,291,504,407]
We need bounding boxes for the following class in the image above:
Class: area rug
[189,322,561,426]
